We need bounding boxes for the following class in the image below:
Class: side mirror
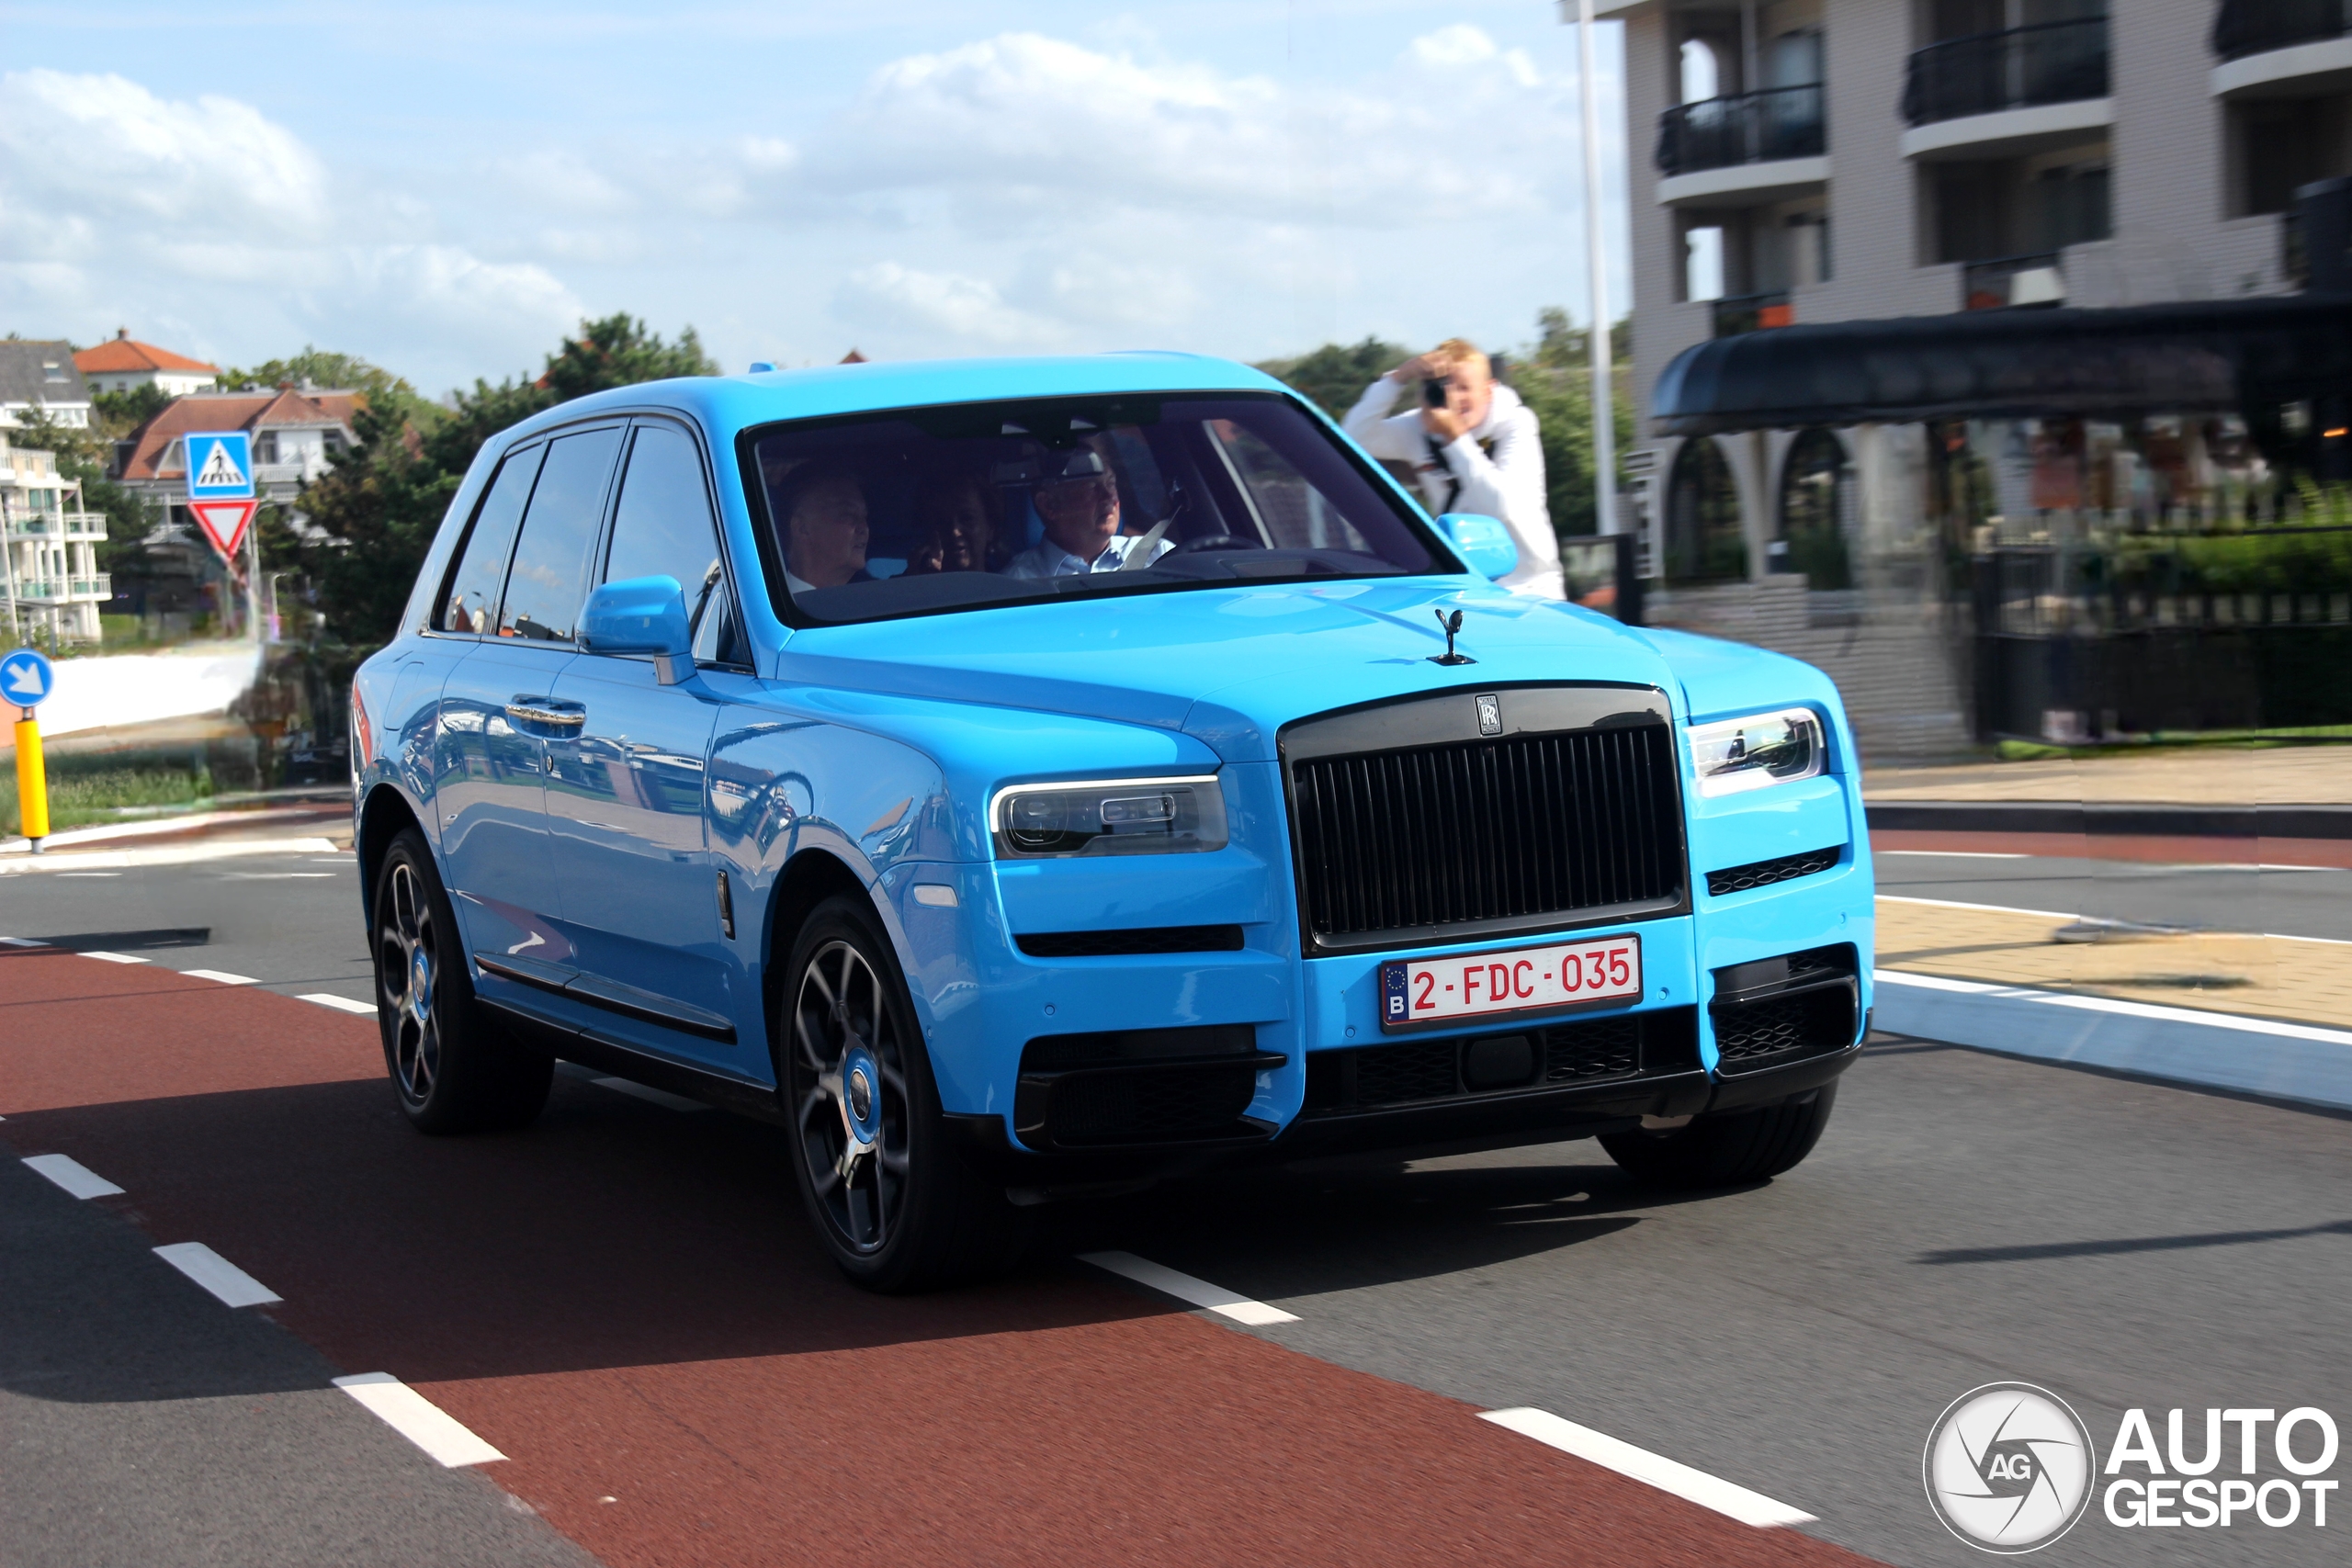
[1436,513,1519,581]
[581,575,695,684]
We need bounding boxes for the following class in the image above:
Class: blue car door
[543,418,737,1064]
[431,423,624,967]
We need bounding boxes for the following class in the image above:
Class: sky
[0,1,1628,399]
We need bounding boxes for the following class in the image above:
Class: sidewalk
[1865,744,2352,806]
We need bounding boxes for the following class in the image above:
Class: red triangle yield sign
[189,498,257,559]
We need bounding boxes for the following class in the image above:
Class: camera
[1422,377,1449,408]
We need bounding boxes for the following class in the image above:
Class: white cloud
[836,262,1057,345]
[0,69,580,391]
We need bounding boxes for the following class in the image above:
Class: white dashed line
[23,1154,126,1199]
[1878,850,2028,859]
[1878,893,2078,920]
[590,1077,708,1112]
[0,936,47,947]
[334,1373,506,1467]
[79,951,150,964]
[300,993,378,1015]
[1480,1408,1815,1528]
[183,969,257,986]
[153,1242,282,1307]
[1077,1250,1300,1325]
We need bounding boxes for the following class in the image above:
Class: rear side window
[498,426,624,642]
[437,445,543,633]
[605,423,721,598]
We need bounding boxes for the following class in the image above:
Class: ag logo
[1475,694,1502,736]
[1924,1382,2095,1553]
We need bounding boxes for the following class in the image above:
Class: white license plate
[1379,934,1642,1031]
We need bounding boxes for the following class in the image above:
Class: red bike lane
[0,947,1880,1567]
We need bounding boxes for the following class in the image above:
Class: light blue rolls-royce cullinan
[350,354,1873,1291]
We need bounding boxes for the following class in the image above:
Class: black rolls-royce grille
[1290,722,1684,944]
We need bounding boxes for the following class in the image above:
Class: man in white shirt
[1341,338,1563,600]
[1004,447,1175,579]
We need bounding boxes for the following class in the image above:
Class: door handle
[505,698,586,728]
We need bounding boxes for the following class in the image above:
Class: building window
[1775,429,1853,590]
[1665,437,1747,585]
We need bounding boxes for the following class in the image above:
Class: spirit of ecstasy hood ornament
[1429,607,1475,666]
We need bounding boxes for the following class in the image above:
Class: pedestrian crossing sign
[187,431,254,500]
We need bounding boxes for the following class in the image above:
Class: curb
[1864,801,2352,839]
[1872,968,2352,1111]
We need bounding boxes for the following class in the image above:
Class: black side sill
[474,953,737,1043]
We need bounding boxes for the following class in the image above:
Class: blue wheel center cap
[410,950,432,1001]
[842,1045,880,1143]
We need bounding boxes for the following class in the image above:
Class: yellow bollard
[14,715,47,849]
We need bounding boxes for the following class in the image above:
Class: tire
[779,894,1023,1292]
[1600,1083,1838,1190]
[372,828,552,1134]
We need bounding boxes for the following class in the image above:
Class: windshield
[742,392,1447,625]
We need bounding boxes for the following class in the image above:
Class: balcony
[5,512,106,541]
[1656,86,1828,206]
[1901,19,2112,160]
[5,574,110,604]
[2211,0,2352,97]
[1961,253,2066,310]
[1712,291,1793,338]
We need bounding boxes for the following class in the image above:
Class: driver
[776,460,870,592]
[1004,446,1173,578]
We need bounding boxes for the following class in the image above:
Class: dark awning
[1650,293,2352,436]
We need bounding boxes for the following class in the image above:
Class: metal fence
[1656,85,1826,177]
[1901,18,2109,127]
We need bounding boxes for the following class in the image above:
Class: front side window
[437,444,543,634]
[498,425,624,642]
[744,393,1443,626]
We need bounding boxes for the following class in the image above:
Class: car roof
[494,353,1301,445]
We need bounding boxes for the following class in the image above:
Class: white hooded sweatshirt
[1341,376,1563,600]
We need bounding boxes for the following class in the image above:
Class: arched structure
[1775,427,1852,590]
[1664,435,1747,585]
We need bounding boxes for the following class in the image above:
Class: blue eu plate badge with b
[1381,962,1409,1024]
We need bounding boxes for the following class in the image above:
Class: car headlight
[992,775,1229,858]
[1688,708,1826,797]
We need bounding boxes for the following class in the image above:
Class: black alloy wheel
[371,828,551,1134]
[779,895,1023,1292]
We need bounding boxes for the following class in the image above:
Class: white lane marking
[300,993,379,1015]
[590,1077,708,1112]
[1480,1408,1815,1528]
[57,872,123,877]
[183,968,257,986]
[1879,894,2078,920]
[334,1373,506,1467]
[79,950,150,964]
[0,936,46,947]
[0,837,341,875]
[220,872,336,880]
[23,1154,125,1199]
[2266,931,2352,946]
[1077,1250,1300,1325]
[153,1242,282,1307]
[1874,967,2352,1044]
[1878,850,2028,859]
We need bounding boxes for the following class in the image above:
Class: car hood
[771,579,1686,761]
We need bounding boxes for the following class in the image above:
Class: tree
[280,314,718,647]
[91,383,171,439]
[220,347,419,404]
[1254,337,1412,421]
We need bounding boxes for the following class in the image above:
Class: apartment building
[1576,0,2352,755]
[1,434,109,644]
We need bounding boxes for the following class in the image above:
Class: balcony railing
[1902,18,2109,126]
[1962,253,2067,310]
[5,574,111,603]
[1712,291,1794,337]
[2212,0,2348,62]
[1657,85,1826,178]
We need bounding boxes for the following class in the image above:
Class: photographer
[1341,338,1562,600]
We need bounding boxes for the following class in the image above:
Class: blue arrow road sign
[187,430,255,500]
[2,647,56,709]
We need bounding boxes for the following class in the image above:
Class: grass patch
[1,767,211,837]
